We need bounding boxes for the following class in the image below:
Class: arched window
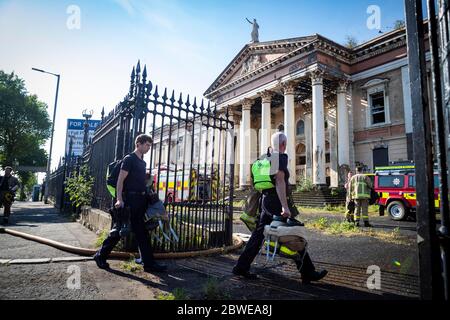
[296,120,305,136]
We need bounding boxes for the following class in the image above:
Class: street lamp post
[82,109,93,153]
[32,67,60,204]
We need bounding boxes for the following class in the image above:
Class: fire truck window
[408,175,439,188]
[378,175,404,188]
[408,175,415,187]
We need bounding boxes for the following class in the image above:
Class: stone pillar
[239,99,252,188]
[303,105,313,181]
[328,105,339,188]
[311,69,326,186]
[337,81,350,167]
[229,109,240,187]
[260,91,273,156]
[283,82,297,185]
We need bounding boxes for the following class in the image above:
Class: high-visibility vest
[351,174,371,200]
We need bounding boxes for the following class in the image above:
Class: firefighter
[94,134,167,273]
[0,166,19,225]
[232,132,328,284]
[344,171,355,223]
[348,166,373,227]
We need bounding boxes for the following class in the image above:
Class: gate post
[405,0,444,300]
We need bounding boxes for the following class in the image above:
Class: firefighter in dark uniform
[232,132,328,284]
[94,134,167,273]
[0,166,19,225]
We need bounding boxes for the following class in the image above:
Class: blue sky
[0,0,411,175]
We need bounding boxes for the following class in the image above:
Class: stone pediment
[204,36,317,97]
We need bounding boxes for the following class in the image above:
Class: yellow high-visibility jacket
[349,174,373,200]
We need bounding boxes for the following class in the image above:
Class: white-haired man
[232,132,328,284]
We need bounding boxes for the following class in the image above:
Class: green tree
[344,35,359,49]
[393,20,405,30]
[0,71,51,195]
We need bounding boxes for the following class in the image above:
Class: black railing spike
[162,87,168,101]
[136,60,141,74]
[170,90,176,103]
[154,85,159,99]
[130,66,135,80]
[200,99,205,111]
[186,94,191,108]
[178,92,183,107]
[142,65,147,80]
[207,101,211,112]
[193,97,198,109]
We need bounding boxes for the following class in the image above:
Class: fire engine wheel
[387,201,408,221]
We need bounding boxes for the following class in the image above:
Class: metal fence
[405,0,450,300]
[48,61,236,252]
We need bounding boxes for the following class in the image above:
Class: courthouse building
[202,26,432,188]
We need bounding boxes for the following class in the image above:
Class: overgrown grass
[203,277,230,300]
[298,205,380,216]
[120,256,143,273]
[94,229,125,251]
[305,217,411,245]
[94,229,109,248]
[156,288,190,300]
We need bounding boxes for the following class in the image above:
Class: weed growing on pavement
[203,277,223,300]
[156,292,175,300]
[120,257,143,273]
[156,288,190,300]
[95,230,109,248]
[172,287,190,300]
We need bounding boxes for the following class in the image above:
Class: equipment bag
[240,188,262,232]
[251,149,276,192]
[106,154,130,198]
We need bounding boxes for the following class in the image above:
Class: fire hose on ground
[0,227,244,261]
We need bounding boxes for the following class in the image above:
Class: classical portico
[204,35,353,188]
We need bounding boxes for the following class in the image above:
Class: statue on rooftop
[246,18,259,43]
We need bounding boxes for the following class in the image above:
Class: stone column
[337,81,350,167]
[328,105,339,188]
[228,109,240,187]
[303,105,313,180]
[239,99,253,188]
[260,90,273,156]
[283,82,297,185]
[311,69,326,186]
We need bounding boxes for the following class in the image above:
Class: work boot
[144,261,167,273]
[301,270,328,285]
[364,221,373,228]
[232,266,259,280]
[354,220,360,227]
[93,253,110,269]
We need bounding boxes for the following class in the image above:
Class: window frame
[362,79,391,128]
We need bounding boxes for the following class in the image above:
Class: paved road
[0,202,419,300]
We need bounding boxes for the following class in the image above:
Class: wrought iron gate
[405,0,450,300]
[69,61,235,252]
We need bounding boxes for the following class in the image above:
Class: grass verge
[305,217,411,245]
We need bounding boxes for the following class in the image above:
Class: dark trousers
[0,191,12,218]
[235,197,315,276]
[98,194,155,267]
